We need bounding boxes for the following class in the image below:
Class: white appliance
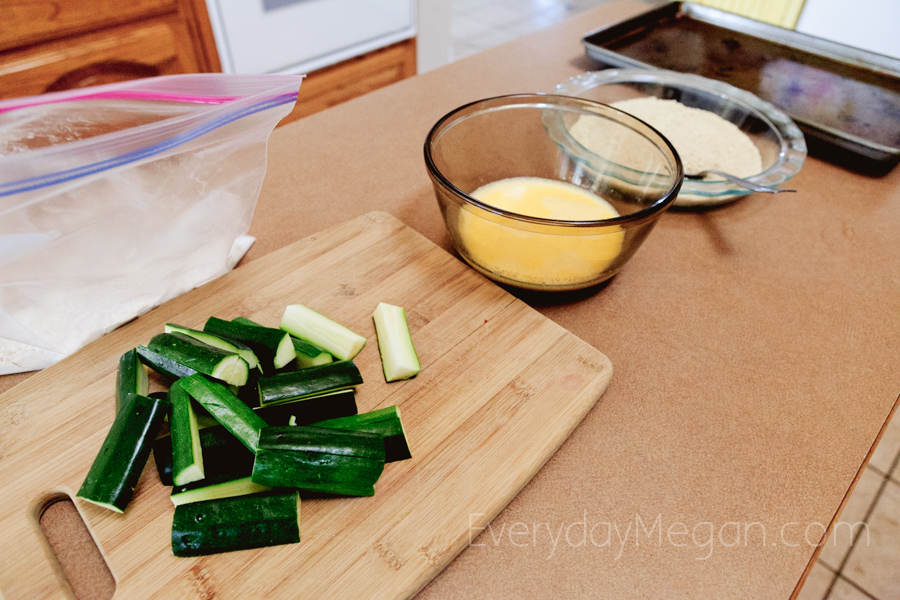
[205,0,417,75]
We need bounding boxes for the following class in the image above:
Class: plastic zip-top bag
[0,74,303,374]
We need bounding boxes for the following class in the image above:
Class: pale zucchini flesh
[280,304,366,361]
[292,338,333,369]
[169,381,205,487]
[116,348,148,413]
[171,476,271,507]
[372,302,420,382]
[210,355,251,387]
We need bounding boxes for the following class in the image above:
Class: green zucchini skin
[204,317,295,371]
[251,426,385,496]
[136,345,198,381]
[254,389,357,426]
[312,405,412,462]
[145,332,249,386]
[231,316,263,327]
[232,316,332,369]
[116,348,148,413]
[179,374,269,453]
[171,491,299,557]
[154,424,255,487]
[77,393,169,513]
[169,381,204,486]
[257,361,363,407]
[164,323,261,372]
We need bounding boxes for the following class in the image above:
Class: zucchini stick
[372,302,420,382]
[280,304,367,361]
[169,380,204,486]
[251,426,385,496]
[179,374,269,453]
[77,393,168,513]
[233,316,332,368]
[171,491,299,557]
[145,332,249,387]
[116,348,148,413]
[204,317,295,371]
[256,360,363,407]
[312,405,412,462]
[165,323,261,372]
[171,476,271,507]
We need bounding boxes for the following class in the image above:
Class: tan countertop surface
[5,2,900,598]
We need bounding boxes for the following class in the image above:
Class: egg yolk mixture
[458,177,625,288]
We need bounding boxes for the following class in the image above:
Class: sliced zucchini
[145,332,248,387]
[136,345,198,381]
[280,304,367,361]
[232,315,333,369]
[251,425,385,496]
[77,393,168,513]
[204,317,295,371]
[255,389,358,426]
[164,323,261,372]
[169,380,204,486]
[291,338,333,369]
[171,491,300,557]
[312,405,411,462]
[153,424,255,487]
[372,302,421,382]
[171,476,271,507]
[116,348,148,413]
[178,374,268,453]
[257,361,363,407]
[231,316,264,327]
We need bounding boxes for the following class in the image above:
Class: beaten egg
[457,177,624,288]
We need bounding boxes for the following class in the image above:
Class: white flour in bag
[0,73,302,375]
[0,145,262,375]
[0,233,254,375]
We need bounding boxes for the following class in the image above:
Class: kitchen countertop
[5,1,900,597]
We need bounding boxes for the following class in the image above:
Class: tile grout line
[833,573,880,599]
[820,446,900,599]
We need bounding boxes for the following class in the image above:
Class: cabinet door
[283,38,417,125]
[1,0,176,52]
[0,16,200,99]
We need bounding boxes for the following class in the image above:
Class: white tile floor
[447,2,900,597]
[449,0,621,62]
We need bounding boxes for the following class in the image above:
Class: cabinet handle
[46,61,160,93]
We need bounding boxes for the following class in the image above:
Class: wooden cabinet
[0,0,220,99]
[281,38,418,125]
[0,0,416,120]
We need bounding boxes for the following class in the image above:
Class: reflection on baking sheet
[582,2,900,164]
[759,59,900,148]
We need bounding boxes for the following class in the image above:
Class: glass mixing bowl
[424,94,683,292]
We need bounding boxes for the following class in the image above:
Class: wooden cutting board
[0,211,612,599]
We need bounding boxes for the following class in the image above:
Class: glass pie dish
[554,68,807,207]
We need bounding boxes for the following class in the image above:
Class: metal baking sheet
[581,1,900,169]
